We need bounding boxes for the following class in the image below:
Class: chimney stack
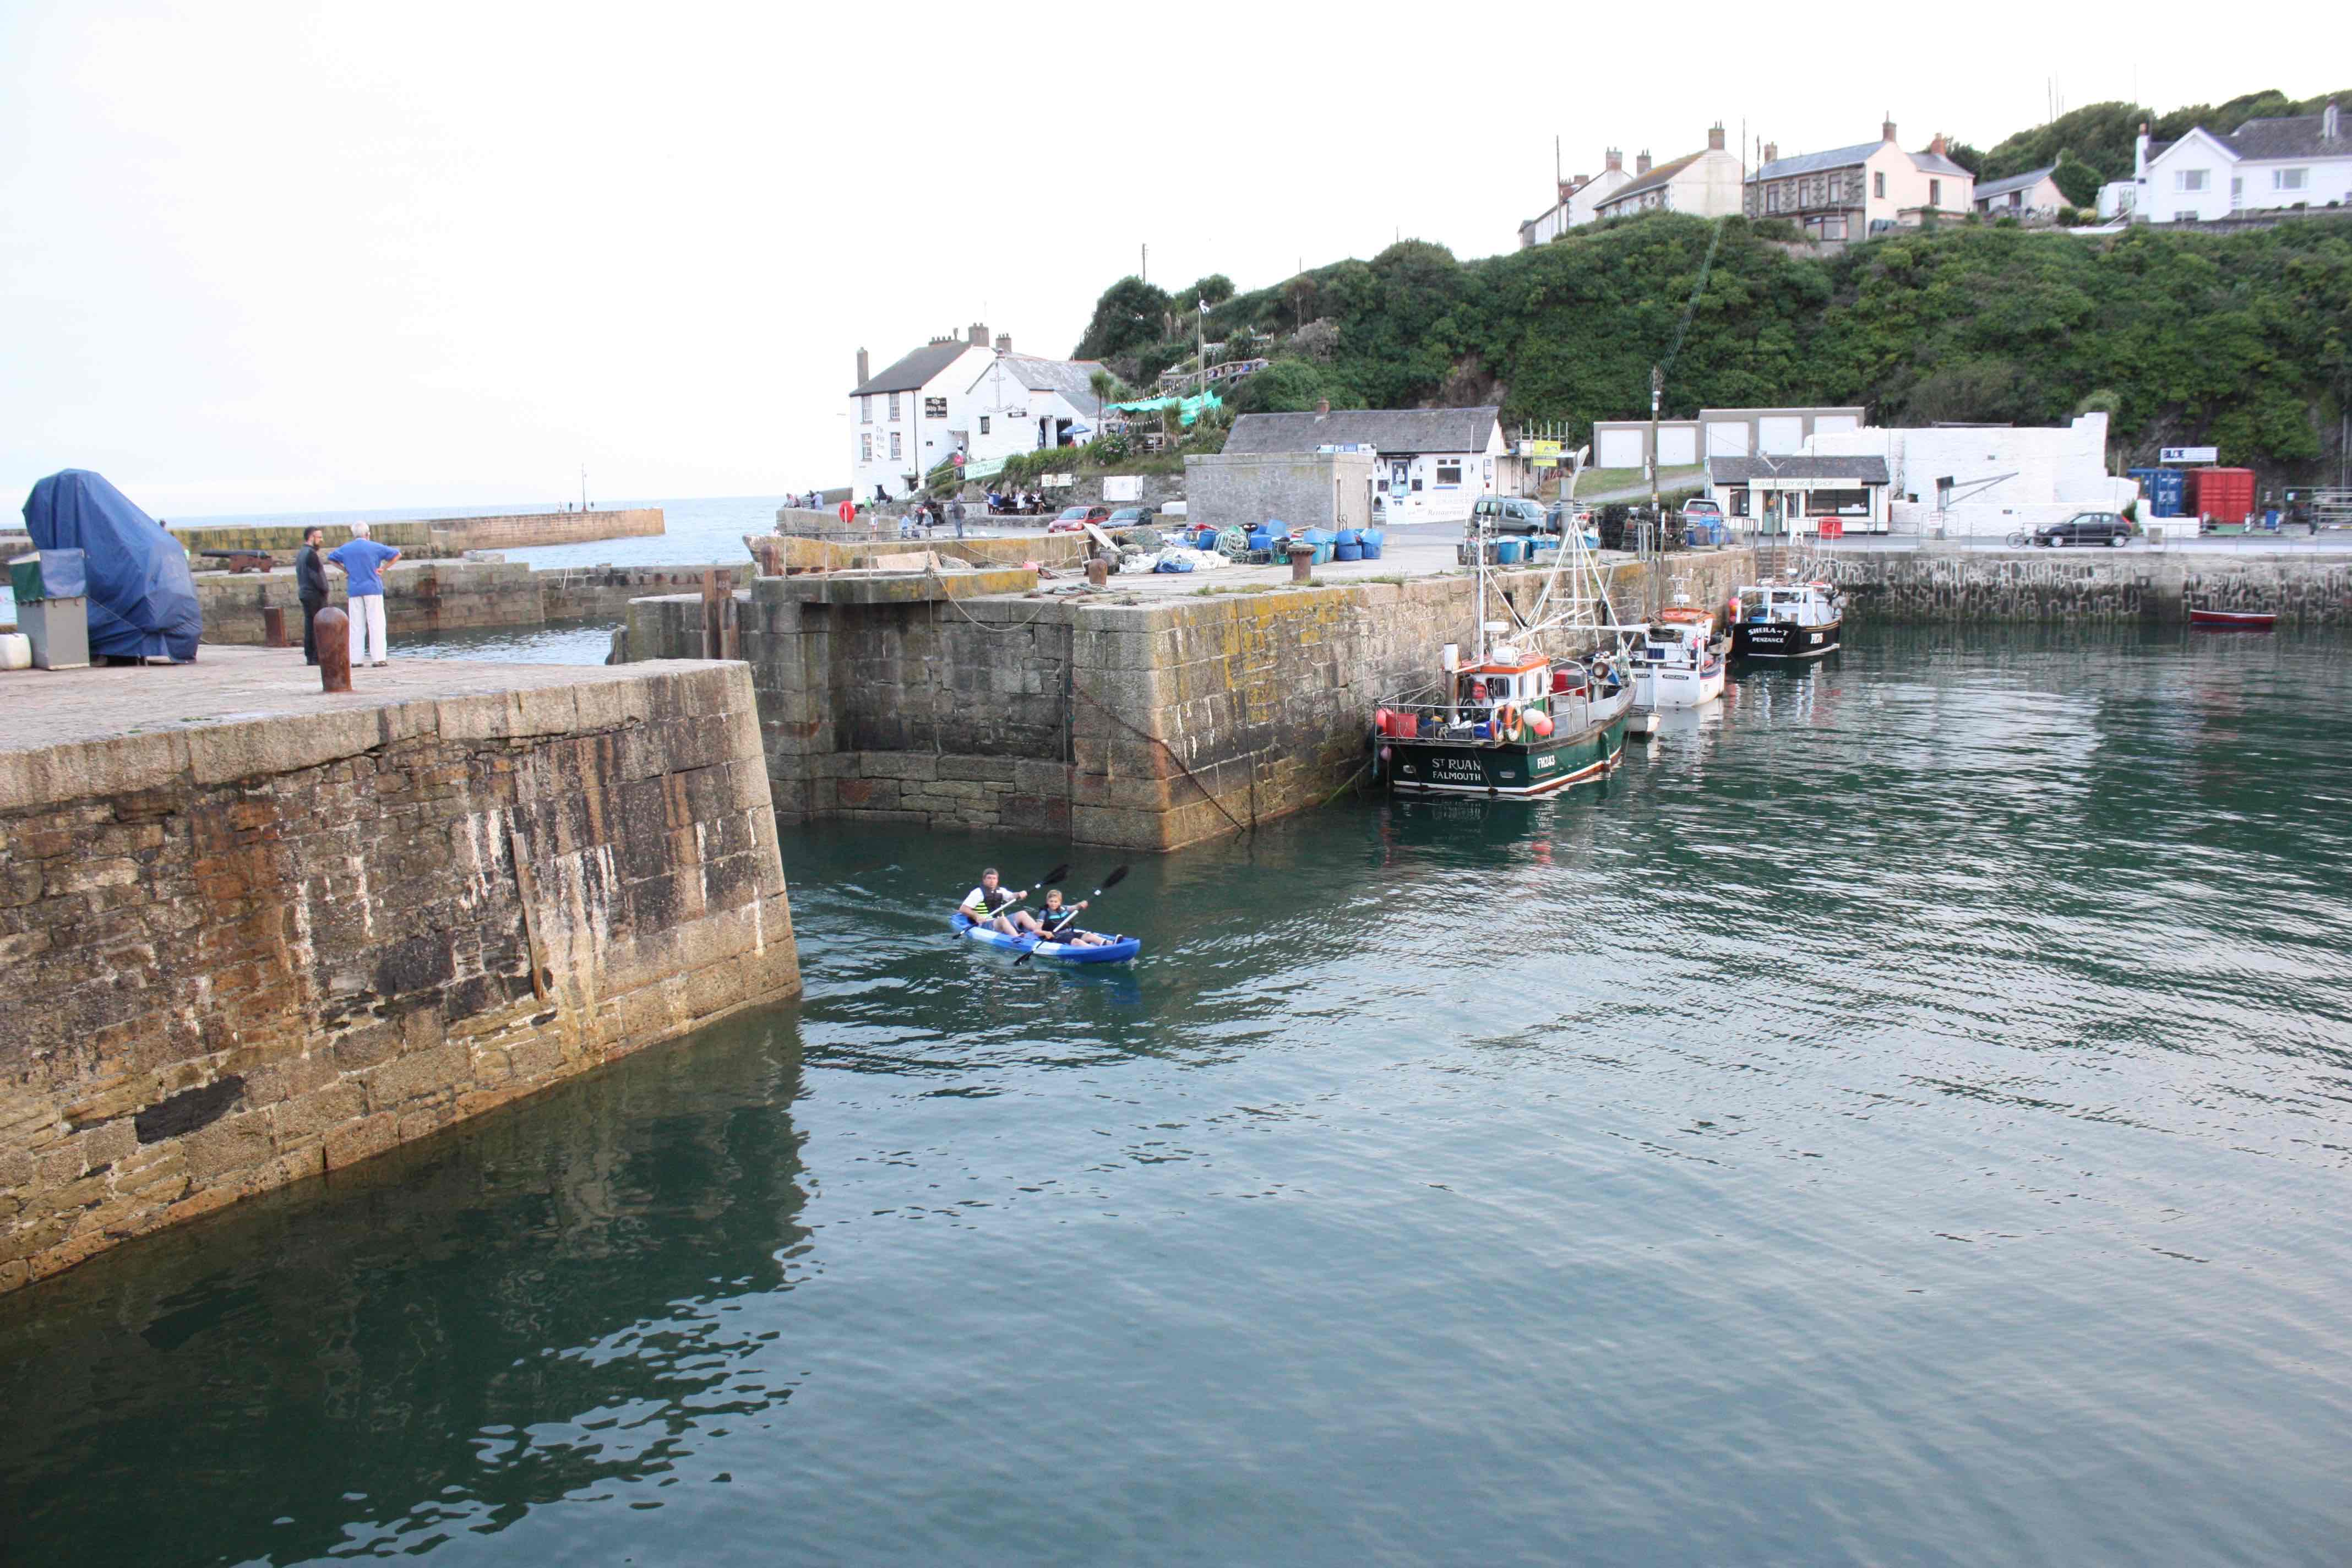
[1605,147,1623,172]
[1882,115,1897,143]
[1762,141,1778,165]
[1557,178,1575,204]
[968,322,988,346]
[2326,101,2340,141]
[995,331,1012,354]
[1316,398,1331,415]
[1930,132,1948,157]
[1708,123,1726,151]
[857,347,869,384]
[1636,149,1653,175]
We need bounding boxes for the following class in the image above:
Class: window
[2174,210,2198,222]
[979,415,990,435]
[861,396,872,424]
[859,433,872,462]
[2175,168,2208,192]
[2275,167,2309,190]
[1809,488,1871,518]
[2231,176,2243,208]
[1873,170,1885,199]
[924,396,948,419]
[888,392,901,420]
[1435,461,1463,487]
[889,431,901,460]
[1767,185,1782,213]
[1928,178,1941,206]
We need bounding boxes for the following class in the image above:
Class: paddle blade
[1039,863,1071,888]
[1096,865,1129,894]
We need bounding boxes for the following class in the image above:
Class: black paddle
[953,863,1069,937]
[1015,865,1130,964]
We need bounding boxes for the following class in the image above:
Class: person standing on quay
[950,494,966,539]
[327,520,401,667]
[296,525,330,665]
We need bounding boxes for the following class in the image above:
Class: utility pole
[1647,364,1664,611]
[1141,243,1147,285]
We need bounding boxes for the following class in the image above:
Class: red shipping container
[2188,467,2256,525]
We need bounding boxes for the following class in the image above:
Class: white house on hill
[849,325,1103,500]
[1591,126,1745,221]
[1518,150,1634,246]
[1973,166,2067,219]
[2134,100,2350,222]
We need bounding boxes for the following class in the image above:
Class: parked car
[2034,510,2132,547]
[1049,504,1113,533]
[1472,496,1555,535]
[1680,497,1724,522]
[1105,506,1159,528]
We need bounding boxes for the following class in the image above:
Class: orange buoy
[1528,711,1554,738]
[1375,707,1393,736]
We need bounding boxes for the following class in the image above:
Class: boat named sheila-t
[1732,576,1844,661]
[1373,508,1633,798]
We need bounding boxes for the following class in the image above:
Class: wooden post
[262,605,287,647]
[314,605,352,693]
[508,830,550,1000]
[700,570,725,659]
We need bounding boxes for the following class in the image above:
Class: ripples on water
[3,625,2349,1566]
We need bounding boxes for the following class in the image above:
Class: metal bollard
[1086,553,1109,587]
[314,605,352,693]
[1289,541,1315,583]
[262,605,287,647]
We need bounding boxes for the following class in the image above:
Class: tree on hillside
[2051,156,2103,208]
[1073,276,1172,362]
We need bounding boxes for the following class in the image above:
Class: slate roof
[1974,166,2058,202]
[2217,107,2346,161]
[1750,140,1972,182]
[1751,140,1885,181]
[1226,406,1501,456]
[1598,152,1701,205]
[1708,455,1890,483]
[2146,107,2348,167]
[852,340,981,397]
[981,354,1108,417]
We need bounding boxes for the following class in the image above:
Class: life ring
[1496,703,1523,742]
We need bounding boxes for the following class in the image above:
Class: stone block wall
[194,560,756,646]
[1816,547,2352,626]
[0,662,799,1293]
[425,508,665,552]
[623,551,1755,852]
[1183,451,1375,535]
[172,521,438,566]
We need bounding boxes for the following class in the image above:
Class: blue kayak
[951,913,1140,964]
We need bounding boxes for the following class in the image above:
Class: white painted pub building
[849,324,1105,501]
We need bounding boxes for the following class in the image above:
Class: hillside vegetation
[1080,213,2351,476]
[1975,88,2352,184]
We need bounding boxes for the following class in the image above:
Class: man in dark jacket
[296,526,329,665]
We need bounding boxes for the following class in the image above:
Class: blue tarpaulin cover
[21,470,201,661]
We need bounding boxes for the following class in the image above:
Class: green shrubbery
[1069,209,2352,472]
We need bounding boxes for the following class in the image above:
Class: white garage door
[1814,415,1858,436]
[1597,429,1643,469]
[1706,422,1748,456]
[1657,426,1698,466]
[1759,416,1804,454]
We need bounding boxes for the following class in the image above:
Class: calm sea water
[4,625,2349,1566]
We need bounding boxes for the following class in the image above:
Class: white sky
[2,1,2337,517]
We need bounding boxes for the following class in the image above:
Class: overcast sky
[2,2,2336,518]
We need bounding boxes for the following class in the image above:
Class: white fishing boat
[1629,591,1727,709]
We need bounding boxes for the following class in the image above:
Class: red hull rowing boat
[2189,607,2276,631]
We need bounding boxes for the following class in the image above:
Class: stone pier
[623,549,1754,852]
[1812,545,2352,626]
[0,649,799,1294]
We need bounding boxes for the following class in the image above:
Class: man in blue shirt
[326,521,401,667]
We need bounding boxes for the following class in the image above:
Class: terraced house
[1743,118,1974,242]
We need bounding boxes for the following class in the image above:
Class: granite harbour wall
[194,560,755,646]
[1820,547,2352,626]
[624,551,1751,851]
[0,658,799,1294]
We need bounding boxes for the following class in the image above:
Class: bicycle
[2006,529,2032,549]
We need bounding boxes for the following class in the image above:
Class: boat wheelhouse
[1373,499,1633,798]
[1732,577,1844,661]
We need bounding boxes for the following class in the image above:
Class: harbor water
[4,625,2350,1565]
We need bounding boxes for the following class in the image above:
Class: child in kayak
[960,868,1043,936]
[1036,889,1109,946]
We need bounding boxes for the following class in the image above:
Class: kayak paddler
[1037,888,1109,946]
[959,868,1043,936]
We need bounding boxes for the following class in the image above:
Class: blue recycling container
[1496,538,1524,565]
[1360,529,1384,560]
[1334,541,1364,562]
[1246,529,1274,553]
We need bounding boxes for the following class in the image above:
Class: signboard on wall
[2160,446,2219,464]
[1103,476,1141,502]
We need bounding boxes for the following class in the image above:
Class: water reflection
[0,1014,810,1566]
